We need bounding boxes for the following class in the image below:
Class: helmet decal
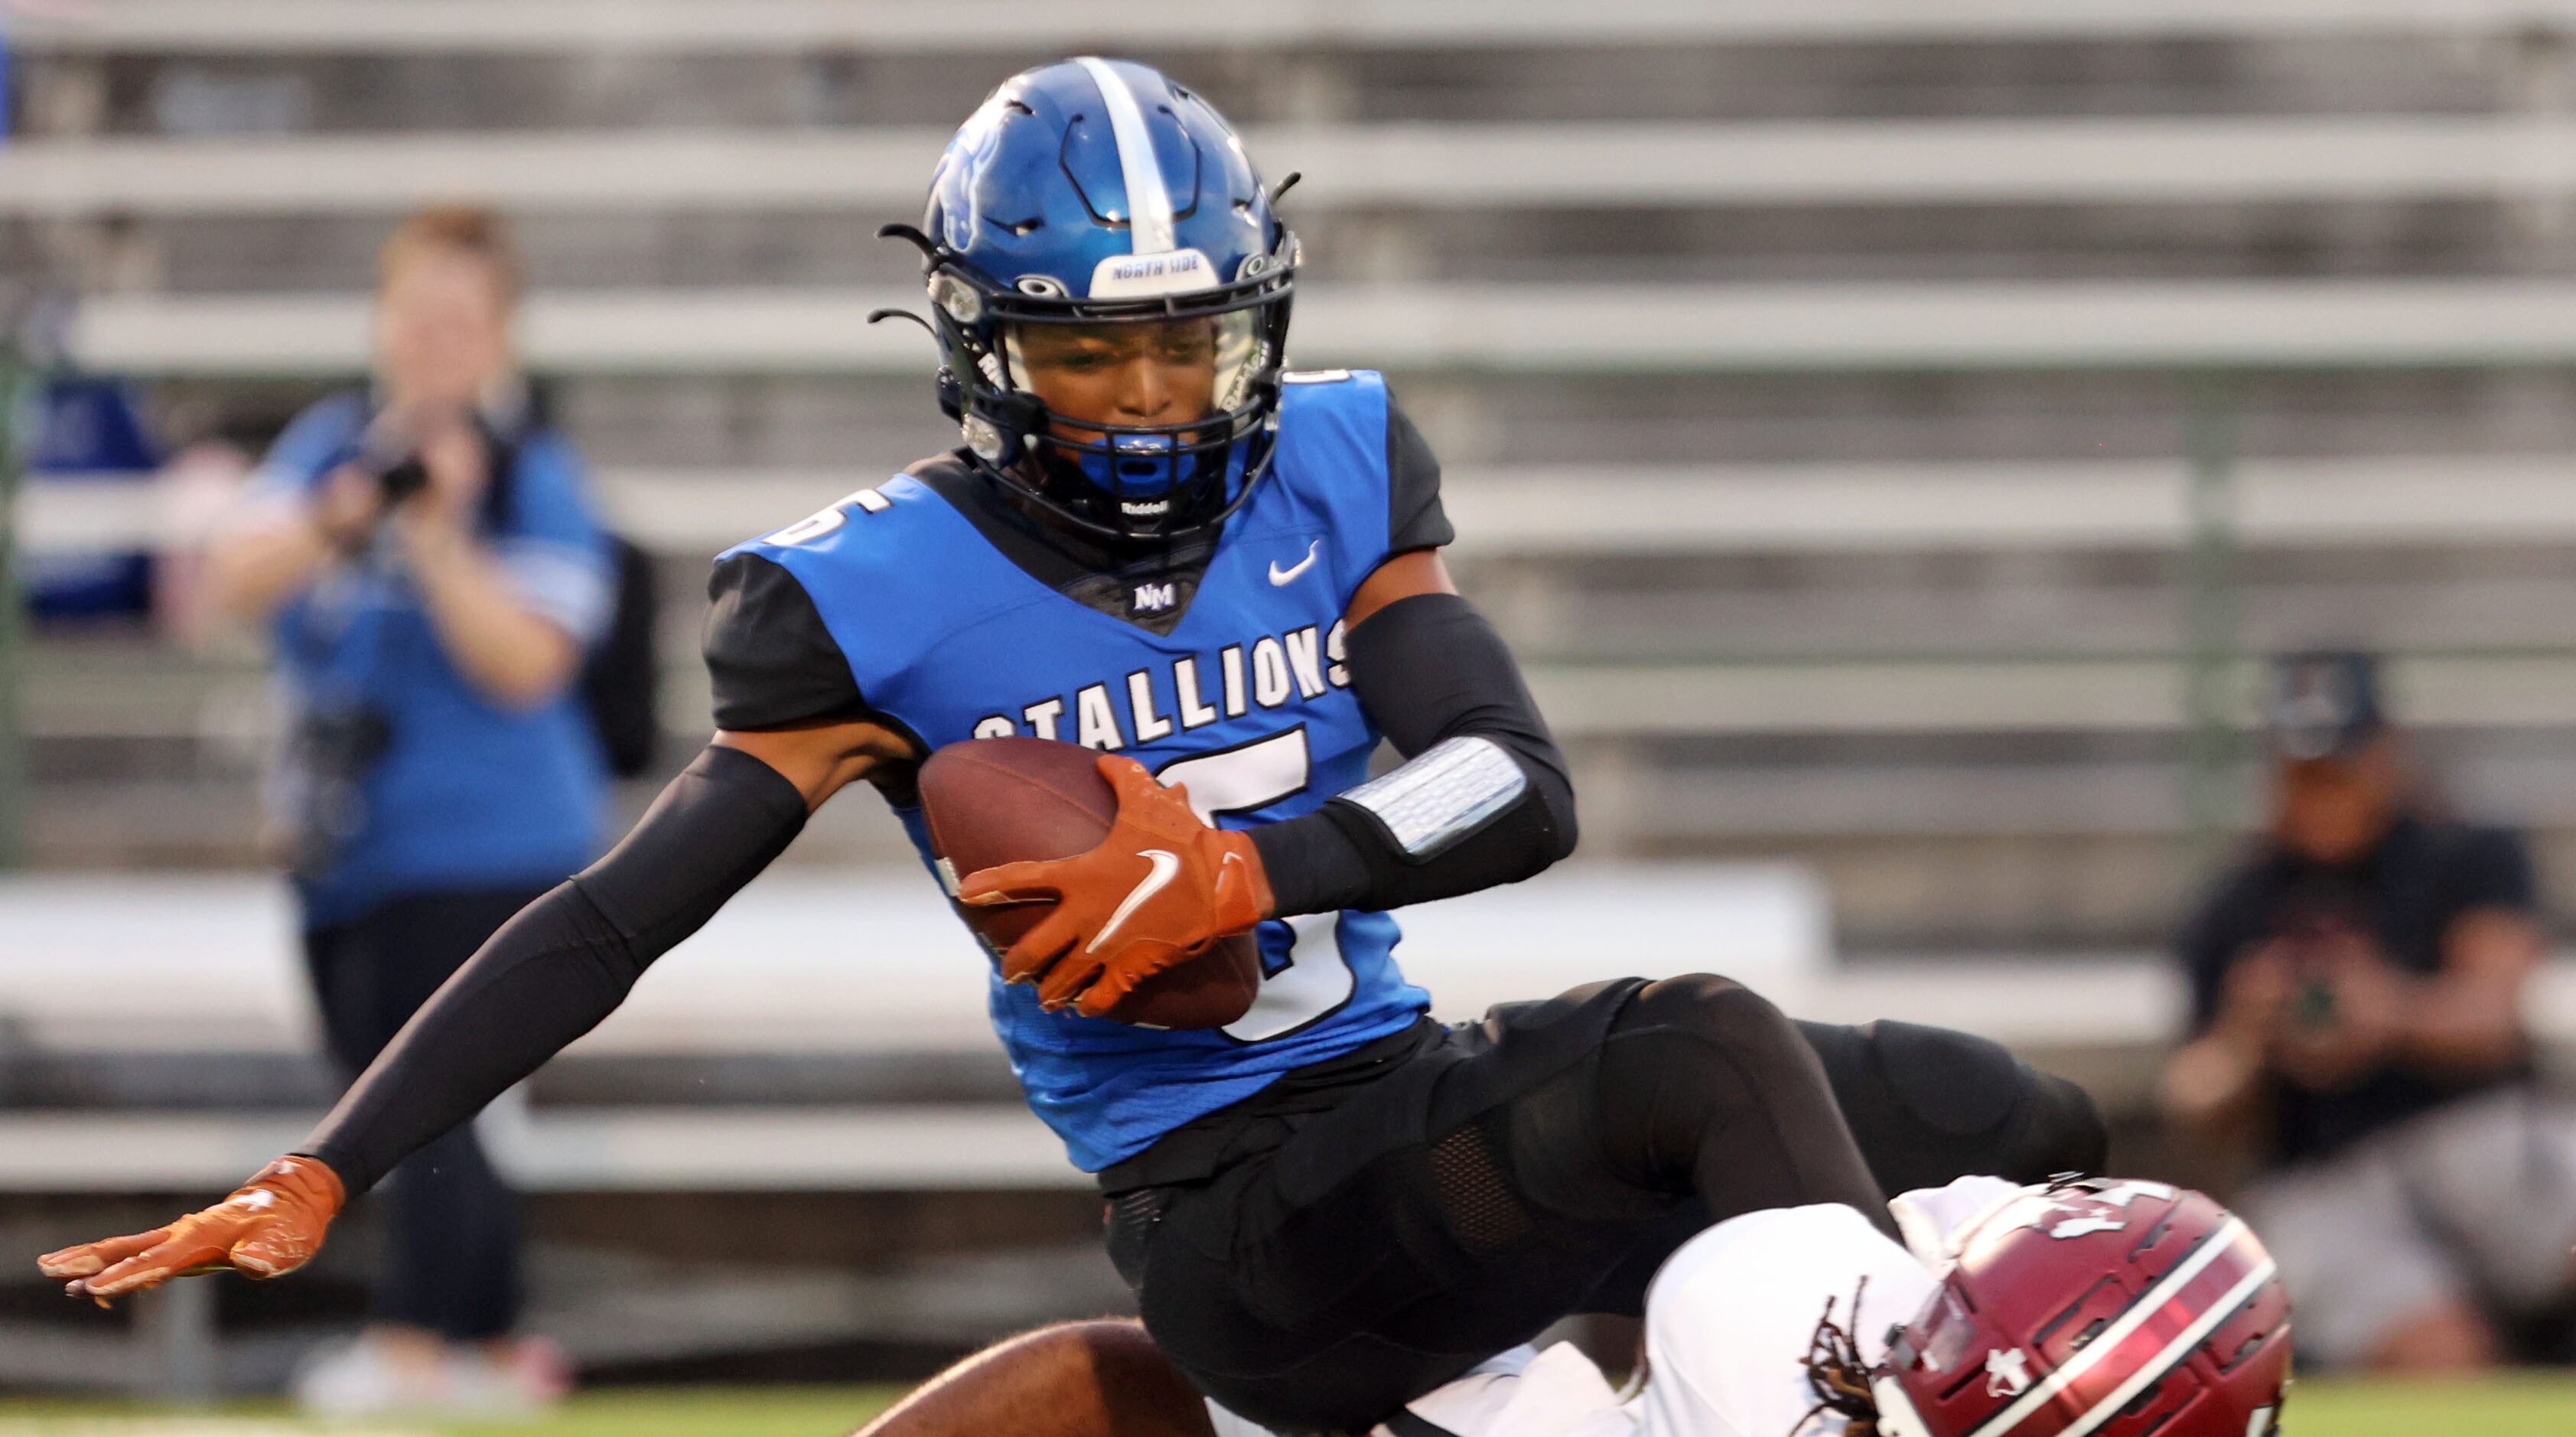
[932,94,1014,253]
[1090,247,1220,299]
[1998,1180,2176,1241]
[1983,1349,2034,1399]
[2043,1214,2128,1240]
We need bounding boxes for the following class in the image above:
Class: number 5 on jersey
[1154,728,1357,1042]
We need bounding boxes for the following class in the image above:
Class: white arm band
[1340,736,1529,860]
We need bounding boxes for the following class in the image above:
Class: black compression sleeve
[1249,591,1575,916]
[298,745,808,1193]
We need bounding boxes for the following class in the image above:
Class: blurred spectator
[204,206,603,1415]
[23,378,159,623]
[2161,651,2576,1373]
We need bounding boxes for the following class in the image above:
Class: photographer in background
[204,206,606,1415]
[2161,651,2576,1373]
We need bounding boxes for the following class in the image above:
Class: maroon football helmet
[1871,1178,2291,1437]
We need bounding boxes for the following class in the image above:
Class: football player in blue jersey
[41,60,2102,1434]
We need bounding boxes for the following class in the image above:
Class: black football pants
[303,886,547,1344]
[1106,975,2104,1434]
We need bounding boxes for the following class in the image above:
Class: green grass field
[4,1376,2573,1435]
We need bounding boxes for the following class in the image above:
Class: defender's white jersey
[1211,1178,2023,1437]
[1624,1203,1935,1437]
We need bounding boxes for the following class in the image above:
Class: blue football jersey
[712,370,1434,1171]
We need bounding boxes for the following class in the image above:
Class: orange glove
[959,754,1272,1017]
[37,1155,345,1305]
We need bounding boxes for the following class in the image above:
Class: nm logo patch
[1132,581,1179,615]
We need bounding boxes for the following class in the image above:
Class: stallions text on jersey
[712,371,1432,1170]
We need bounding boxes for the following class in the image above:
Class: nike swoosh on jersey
[1088,849,1183,953]
[1268,539,1322,586]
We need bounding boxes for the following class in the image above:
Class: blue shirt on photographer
[255,390,614,929]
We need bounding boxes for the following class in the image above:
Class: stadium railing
[11,0,2574,53]
[32,868,2575,1184]
[53,279,2576,376]
[2,863,2568,1191]
[0,864,1838,1194]
[8,115,2576,215]
[22,451,2576,748]
[21,648,2576,745]
[34,455,2576,559]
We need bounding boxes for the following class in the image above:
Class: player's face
[1008,318,1225,444]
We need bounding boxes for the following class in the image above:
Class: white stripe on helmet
[1962,1217,2262,1437]
[1870,1375,1937,1437]
[2057,1255,2277,1437]
[1073,56,1177,257]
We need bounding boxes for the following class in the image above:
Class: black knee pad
[1798,1018,2107,1194]
[1588,975,1890,1227]
[1531,974,1808,1211]
[1870,1020,2025,1137]
[1614,973,1806,1062]
[1603,974,1831,1150]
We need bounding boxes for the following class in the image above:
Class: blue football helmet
[894,57,1298,544]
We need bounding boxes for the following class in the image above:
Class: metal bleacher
[35,280,2576,374]
[7,116,2576,217]
[13,1,2576,50]
[8,0,2576,1391]
[6,0,2576,942]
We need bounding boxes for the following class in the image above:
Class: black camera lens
[376,455,430,505]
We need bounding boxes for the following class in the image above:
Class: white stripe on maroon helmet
[2056,1253,2278,1437]
[1962,1217,2260,1437]
[1073,57,1176,256]
[1871,1373,1938,1437]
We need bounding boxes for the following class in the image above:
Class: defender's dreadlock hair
[1793,1276,1882,1437]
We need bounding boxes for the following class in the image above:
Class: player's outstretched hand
[959,754,1272,1016]
[37,1155,344,1305]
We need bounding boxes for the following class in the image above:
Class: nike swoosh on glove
[959,754,1273,1018]
[38,1155,346,1304]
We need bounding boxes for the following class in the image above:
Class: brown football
[917,736,1261,1030]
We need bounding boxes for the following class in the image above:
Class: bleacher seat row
[8,0,2576,953]
[8,116,2576,216]
[44,281,2576,375]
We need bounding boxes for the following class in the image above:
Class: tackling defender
[41,60,2101,1433]
[853,1176,2291,1437]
